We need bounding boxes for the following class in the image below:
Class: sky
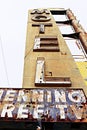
[0,0,87,88]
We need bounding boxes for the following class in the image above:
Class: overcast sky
[0,0,87,88]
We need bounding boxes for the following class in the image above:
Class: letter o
[31,15,51,22]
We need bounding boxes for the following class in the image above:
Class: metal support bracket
[35,57,71,87]
[56,20,72,25]
[50,9,66,15]
[62,32,79,39]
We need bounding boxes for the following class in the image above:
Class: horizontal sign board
[0,88,87,122]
